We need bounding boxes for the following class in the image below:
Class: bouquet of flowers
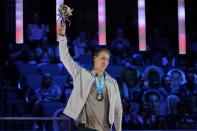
[58,4,73,26]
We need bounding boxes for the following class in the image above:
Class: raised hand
[57,20,66,36]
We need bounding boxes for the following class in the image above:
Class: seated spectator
[9,44,36,64]
[138,73,147,92]
[141,90,166,129]
[161,51,176,69]
[110,28,131,64]
[88,32,99,54]
[167,68,187,97]
[185,72,197,95]
[165,95,180,115]
[34,41,55,65]
[120,67,142,102]
[32,73,61,129]
[158,75,171,102]
[72,31,90,58]
[145,91,162,117]
[175,101,196,129]
[26,12,49,49]
[144,66,164,91]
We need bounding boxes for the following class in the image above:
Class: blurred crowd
[0,11,197,130]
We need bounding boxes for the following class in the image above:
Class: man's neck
[94,69,104,77]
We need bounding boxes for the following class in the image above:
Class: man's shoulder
[105,72,117,84]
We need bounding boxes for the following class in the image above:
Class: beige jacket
[58,36,123,131]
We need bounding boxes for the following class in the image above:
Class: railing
[0,116,73,131]
[0,116,69,121]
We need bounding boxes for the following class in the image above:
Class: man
[58,21,122,131]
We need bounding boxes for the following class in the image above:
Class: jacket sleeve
[114,81,123,131]
[58,36,81,78]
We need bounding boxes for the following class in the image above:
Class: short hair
[93,46,110,57]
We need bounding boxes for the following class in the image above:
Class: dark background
[2,0,197,60]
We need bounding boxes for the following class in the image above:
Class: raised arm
[58,21,81,78]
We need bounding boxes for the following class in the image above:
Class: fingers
[57,20,66,35]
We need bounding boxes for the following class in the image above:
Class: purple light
[98,0,106,45]
[178,0,186,54]
[138,0,146,51]
[56,0,64,40]
[16,0,23,44]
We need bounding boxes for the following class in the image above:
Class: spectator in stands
[7,44,36,85]
[185,72,197,95]
[120,67,141,102]
[161,51,175,69]
[165,95,180,115]
[8,42,20,64]
[88,32,99,54]
[138,73,147,92]
[26,12,49,49]
[33,73,61,129]
[158,75,171,102]
[165,96,195,129]
[142,91,165,129]
[146,91,162,117]
[167,69,187,97]
[110,28,131,64]
[144,66,164,91]
[9,44,36,64]
[34,40,55,65]
[72,31,90,58]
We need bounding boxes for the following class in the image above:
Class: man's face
[94,51,109,72]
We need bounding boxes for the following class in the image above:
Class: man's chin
[101,68,106,72]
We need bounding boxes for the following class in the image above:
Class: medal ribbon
[95,75,105,95]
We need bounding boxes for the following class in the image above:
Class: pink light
[16,0,23,44]
[56,0,64,40]
[138,0,146,51]
[179,33,186,54]
[178,0,186,54]
[98,0,106,45]
[99,32,106,45]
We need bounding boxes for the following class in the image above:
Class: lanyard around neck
[95,75,105,95]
